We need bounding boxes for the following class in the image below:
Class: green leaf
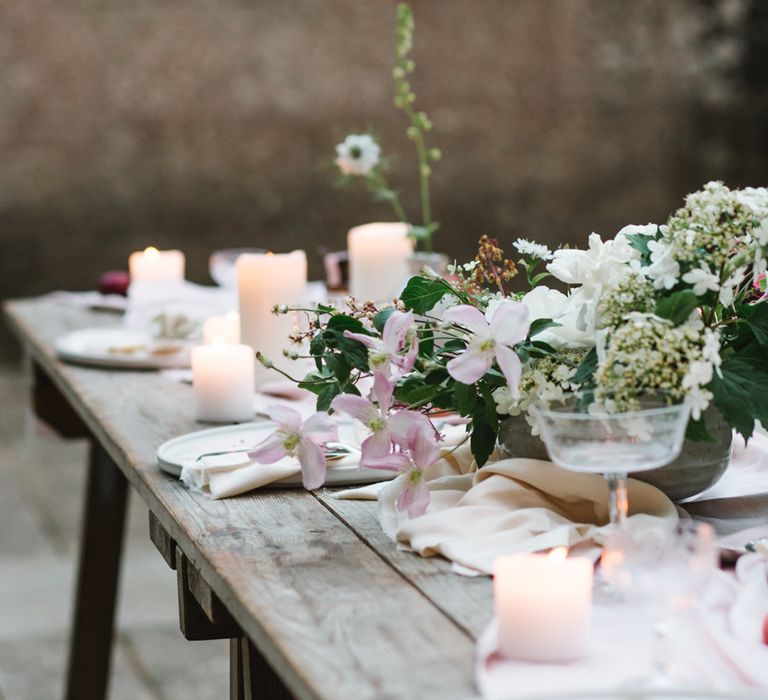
[709,344,768,439]
[685,416,715,443]
[739,301,768,348]
[396,383,438,408]
[400,277,452,314]
[337,337,370,372]
[453,382,476,416]
[655,290,700,326]
[418,329,434,357]
[316,383,341,412]
[309,335,325,370]
[373,307,396,333]
[529,318,559,338]
[625,229,657,263]
[327,314,370,335]
[325,353,351,383]
[572,347,598,386]
[470,412,496,468]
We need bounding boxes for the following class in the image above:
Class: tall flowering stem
[393,3,440,252]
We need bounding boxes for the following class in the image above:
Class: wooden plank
[65,439,129,700]
[3,297,480,700]
[315,494,494,638]
[176,549,241,641]
[149,510,177,570]
[32,362,89,439]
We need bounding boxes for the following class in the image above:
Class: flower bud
[407,126,419,140]
[429,148,442,161]
[256,352,273,368]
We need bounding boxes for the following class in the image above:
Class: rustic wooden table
[3,296,493,700]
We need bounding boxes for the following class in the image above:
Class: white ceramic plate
[55,327,191,369]
[157,420,395,487]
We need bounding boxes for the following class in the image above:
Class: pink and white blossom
[248,405,337,490]
[443,300,530,394]
[330,373,432,462]
[344,310,418,378]
[364,428,442,518]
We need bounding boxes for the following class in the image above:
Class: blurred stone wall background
[1,0,767,357]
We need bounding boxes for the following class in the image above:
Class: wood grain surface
[3,296,490,700]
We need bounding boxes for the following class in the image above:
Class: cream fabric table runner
[336,443,678,575]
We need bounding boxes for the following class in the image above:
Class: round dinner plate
[156,420,396,488]
[55,327,192,369]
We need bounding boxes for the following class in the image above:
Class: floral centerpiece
[334,3,441,253]
[250,181,768,517]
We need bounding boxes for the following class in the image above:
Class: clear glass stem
[605,472,629,527]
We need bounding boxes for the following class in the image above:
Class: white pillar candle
[129,247,185,283]
[347,222,413,301]
[494,548,593,662]
[191,339,255,423]
[203,311,241,345]
[237,251,307,382]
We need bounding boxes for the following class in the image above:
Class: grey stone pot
[497,406,732,502]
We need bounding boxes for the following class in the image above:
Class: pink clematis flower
[330,373,432,462]
[444,301,530,395]
[344,310,418,378]
[364,427,442,518]
[248,405,337,490]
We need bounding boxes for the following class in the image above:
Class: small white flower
[753,221,768,246]
[687,385,713,421]
[335,134,381,176]
[681,265,720,296]
[702,330,722,370]
[513,238,553,261]
[718,266,747,307]
[683,361,714,390]
[645,240,681,290]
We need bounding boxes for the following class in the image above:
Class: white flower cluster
[595,271,656,330]
[493,350,585,434]
[646,181,768,298]
[513,238,553,261]
[594,314,721,420]
[335,134,381,176]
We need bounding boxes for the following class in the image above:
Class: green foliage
[655,290,700,326]
[400,276,454,313]
[572,347,598,386]
[709,342,768,439]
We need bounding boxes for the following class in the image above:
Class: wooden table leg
[65,440,129,700]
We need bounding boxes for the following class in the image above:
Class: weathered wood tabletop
[4,295,494,700]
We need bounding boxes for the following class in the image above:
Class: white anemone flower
[335,134,381,176]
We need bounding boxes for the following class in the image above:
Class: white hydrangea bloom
[719,266,748,307]
[645,240,680,290]
[681,265,720,296]
[513,238,553,261]
[335,134,381,176]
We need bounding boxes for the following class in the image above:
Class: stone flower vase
[497,406,732,502]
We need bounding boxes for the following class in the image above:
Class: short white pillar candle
[202,311,241,345]
[347,222,413,301]
[237,251,307,381]
[494,548,593,662]
[129,247,185,283]
[191,339,255,423]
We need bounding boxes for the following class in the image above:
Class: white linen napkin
[124,280,237,338]
[476,554,768,698]
[180,451,359,499]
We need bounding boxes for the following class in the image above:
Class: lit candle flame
[144,246,159,258]
[548,546,568,562]
[266,251,274,257]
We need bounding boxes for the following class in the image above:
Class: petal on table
[360,429,393,462]
[248,432,289,463]
[297,439,327,490]
[361,451,412,473]
[264,404,303,431]
[396,477,430,518]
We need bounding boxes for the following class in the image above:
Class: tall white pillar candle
[237,251,307,381]
[347,222,413,301]
[494,548,593,662]
[129,247,185,283]
[203,311,241,345]
[191,339,255,423]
